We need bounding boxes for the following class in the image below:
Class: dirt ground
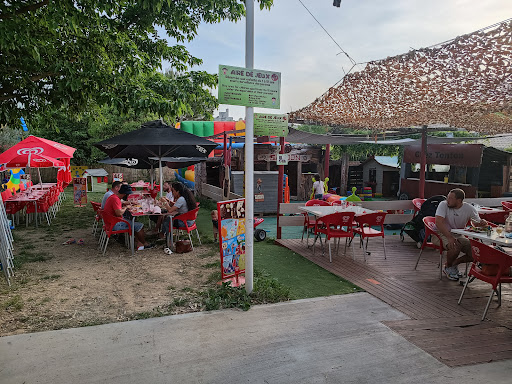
[0,226,219,337]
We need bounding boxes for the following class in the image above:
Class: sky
[162,0,512,121]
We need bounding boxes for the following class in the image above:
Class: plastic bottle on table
[505,213,512,233]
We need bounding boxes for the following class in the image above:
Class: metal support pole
[277,136,285,239]
[159,158,164,198]
[245,0,254,294]
[419,125,427,199]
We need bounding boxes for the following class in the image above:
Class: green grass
[254,238,362,299]
[194,196,361,300]
[1,295,24,311]
[8,189,361,321]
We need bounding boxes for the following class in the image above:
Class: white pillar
[245,0,254,294]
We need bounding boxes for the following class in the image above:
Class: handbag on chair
[175,240,192,253]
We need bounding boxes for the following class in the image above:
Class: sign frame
[218,65,281,109]
[73,177,87,207]
[254,113,289,137]
[217,198,246,281]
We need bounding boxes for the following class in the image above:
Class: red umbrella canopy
[0,135,76,170]
[0,153,65,171]
[57,158,72,185]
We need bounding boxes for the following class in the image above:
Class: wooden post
[296,160,302,200]
[340,152,349,196]
[324,144,330,179]
[194,161,206,198]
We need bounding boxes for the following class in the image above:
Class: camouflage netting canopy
[290,20,512,134]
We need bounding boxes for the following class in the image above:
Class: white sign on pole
[276,154,289,165]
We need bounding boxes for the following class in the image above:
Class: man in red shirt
[104,184,152,250]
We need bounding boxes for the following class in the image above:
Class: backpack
[400,195,446,244]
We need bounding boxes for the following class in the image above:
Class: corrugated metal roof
[83,169,108,177]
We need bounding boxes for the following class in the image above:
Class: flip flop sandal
[77,239,84,246]
[164,247,173,255]
[62,238,76,245]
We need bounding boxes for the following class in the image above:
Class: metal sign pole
[245,0,254,294]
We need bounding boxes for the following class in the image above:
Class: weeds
[199,272,291,312]
[200,282,252,311]
[41,274,61,280]
[1,295,24,311]
[14,250,53,268]
[202,261,220,269]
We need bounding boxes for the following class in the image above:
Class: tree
[0,1,273,123]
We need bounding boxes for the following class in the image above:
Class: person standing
[435,188,488,281]
[312,175,325,199]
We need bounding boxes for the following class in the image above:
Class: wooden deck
[276,235,512,367]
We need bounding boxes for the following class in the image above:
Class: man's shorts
[432,231,471,255]
[113,221,143,233]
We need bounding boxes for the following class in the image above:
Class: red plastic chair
[4,193,23,226]
[414,216,445,279]
[501,201,512,211]
[353,212,388,262]
[313,211,355,262]
[479,210,508,225]
[90,201,102,235]
[302,199,332,245]
[412,198,426,218]
[458,239,512,320]
[173,208,201,250]
[98,209,132,255]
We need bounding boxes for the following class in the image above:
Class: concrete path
[1,293,511,383]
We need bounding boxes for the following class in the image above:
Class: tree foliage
[0,0,273,123]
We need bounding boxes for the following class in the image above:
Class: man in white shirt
[313,175,324,199]
[435,188,488,281]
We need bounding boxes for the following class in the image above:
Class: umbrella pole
[150,164,154,187]
[37,168,42,187]
[159,158,164,198]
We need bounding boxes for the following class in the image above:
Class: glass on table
[496,225,504,237]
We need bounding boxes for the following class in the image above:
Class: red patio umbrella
[0,135,75,186]
[57,158,72,187]
[0,135,76,170]
[1,153,64,170]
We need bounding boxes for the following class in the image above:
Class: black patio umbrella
[99,157,157,170]
[95,120,217,196]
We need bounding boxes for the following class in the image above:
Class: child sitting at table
[211,210,219,242]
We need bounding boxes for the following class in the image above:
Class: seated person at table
[101,181,122,209]
[149,181,174,231]
[159,182,197,235]
[435,188,488,281]
[104,184,153,250]
[163,181,175,203]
